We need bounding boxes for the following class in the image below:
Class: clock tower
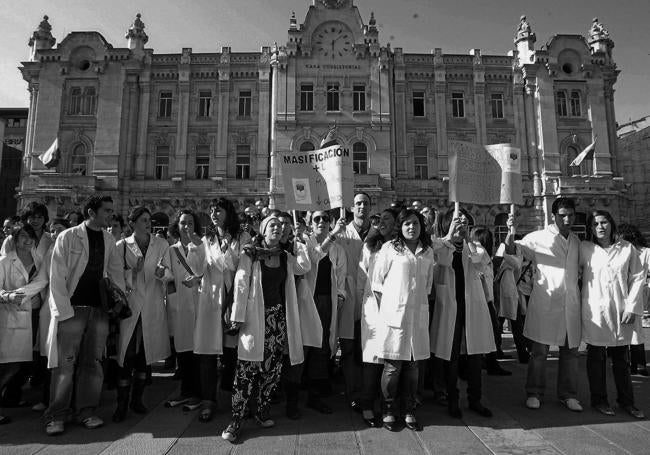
[269,0,393,209]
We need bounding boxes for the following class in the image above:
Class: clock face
[312,22,353,60]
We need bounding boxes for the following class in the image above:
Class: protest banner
[448,140,523,205]
[280,143,354,211]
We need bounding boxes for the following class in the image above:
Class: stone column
[587,78,613,175]
[134,80,151,179]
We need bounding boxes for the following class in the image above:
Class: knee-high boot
[113,381,131,423]
[130,374,148,414]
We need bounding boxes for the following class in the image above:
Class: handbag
[99,277,132,320]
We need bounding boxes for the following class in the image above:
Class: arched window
[353,142,368,174]
[567,145,593,176]
[569,91,581,117]
[494,213,509,247]
[299,142,315,152]
[556,91,568,117]
[70,143,88,175]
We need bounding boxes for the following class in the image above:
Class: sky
[1,0,648,124]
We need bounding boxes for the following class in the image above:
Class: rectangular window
[327,83,340,111]
[68,88,82,115]
[451,92,465,118]
[413,146,428,179]
[198,91,211,117]
[238,90,252,117]
[236,145,251,179]
[412,91,425,117]
[490,93,504,119]
[82,87,97,115]
[195,146,210,180]
[570,91,581,117]
[556,91,568,117]
[352,142,368,175]
[159,91,173,118]
[353,84,366,111]
[300,84,314,111]
[155,146,170,180]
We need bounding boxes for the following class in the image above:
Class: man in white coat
[44,196,125,435]
[338,192,371,411]
[506,197,583,412]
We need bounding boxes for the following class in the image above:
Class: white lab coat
[116,235,172,366]
[166,241,200,353]
[371,241,434,361]
[221,232,252,349]
[0,251,48,363]
[46,223,126,368]
[517,225,581,348]
[338,222,366,339]
[357,244,383,363]
[430,242,496,360]
[1,231,53,271]
[640,248,650,312]
[301,236,346,354]
[229,251,309,366]
[579,240,645,347]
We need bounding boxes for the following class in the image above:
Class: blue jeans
[525,339,578,400]
[381,359,418,416]
[45,306,109,422]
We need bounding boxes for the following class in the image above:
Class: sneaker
[562,398,583,412]
[526,396,540,409]
[622,405,645,419]
[221,419,241,443]
[254,411,275,428]
[31,402,47,412]
[45,420,65,436]
[81,415,105,429]
[165,395,190,408]
[593,403,615,416]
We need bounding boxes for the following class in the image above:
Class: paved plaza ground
[2,334,650,455]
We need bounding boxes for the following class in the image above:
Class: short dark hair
[83,196,113,219]
[127,206,151,224]
[354,191,372,206]
[112,214,125,228]
[586,209,617,245]
[551,197,576,215]
[168,209,202,239]
[11,223,38,241]
[470,225,494,257]
[49,217,70,229]
[64,211,84,223]
[21,201,49,225]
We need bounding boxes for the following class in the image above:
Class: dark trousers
[303,294,333,383]
[445,312,483,405]
[360,362,383,411]
[220,347,238,392]
[510,310,532,362]
[340,321,362,401]
[381,359,418,416]
[197,354,219,403]
[630,344,647,368]
[587,344,634,407]
[118,322,147,382]
[0,363,22,415]
[485,301,501,370]
[176,351,199,398]
[431,357,448,397]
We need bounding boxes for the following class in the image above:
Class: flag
[38,138,61,168]
[569,136,596,167]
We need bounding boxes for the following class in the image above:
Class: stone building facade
[0,108,28,219]
[18,1,625,237]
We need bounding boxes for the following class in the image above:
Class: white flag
[38,138,61,168]
[569,136,597,167]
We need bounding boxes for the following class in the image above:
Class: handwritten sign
[448,141,523,205]
[280,144,354,210]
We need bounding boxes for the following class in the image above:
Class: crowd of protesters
[0,194,648,442]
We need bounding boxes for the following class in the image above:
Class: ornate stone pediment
[318,0,350,9]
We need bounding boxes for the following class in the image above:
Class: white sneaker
[526,396,540,409]
[562,398,583,412]
[32,402,47,412]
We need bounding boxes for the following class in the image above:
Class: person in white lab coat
[505,197,583,412]
[113,206,172,423]
[372,209,435,432]
[357,208,397,427]
[44,195,125,436]
[163,210,204,411]
[617,223,650,376]
[431,209,496,419]
[338,192,372,411]
[580,210,645,419]
[0,224,49,424]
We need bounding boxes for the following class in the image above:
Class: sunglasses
[313,216,330,223]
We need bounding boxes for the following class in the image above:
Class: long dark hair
[366,208,398,253]
[208,198,240,239]
[470,225,494,257]
[617,223,648,249]
[392,209,431,253]
[586,209,617,245]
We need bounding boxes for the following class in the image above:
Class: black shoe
[622,405,645,419]
[222,418,241,443]
[469,402,493,417]
[404,417,423,431]
[350,400,362,413]
[486,366,512,376]
[363,416,380,428]
[382,418,400,432]
[448,403,463,418]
